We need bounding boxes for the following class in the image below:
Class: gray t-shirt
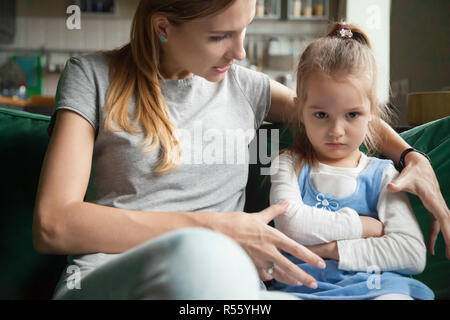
[49,53,271,277]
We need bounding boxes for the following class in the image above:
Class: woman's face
[160,0,256,81]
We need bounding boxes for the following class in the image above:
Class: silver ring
[266,264,275,275]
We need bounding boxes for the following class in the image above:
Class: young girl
[268,23,434,300]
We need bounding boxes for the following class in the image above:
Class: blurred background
[0,0,449,127]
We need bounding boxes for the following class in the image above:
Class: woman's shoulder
[58,52,112,95]
[52,52,112,134]
[227,64,270,92]
[229,63,269,81]
[65,52,111,76]
[71,51,110,63]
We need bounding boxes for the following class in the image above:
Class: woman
[33,0,449,299]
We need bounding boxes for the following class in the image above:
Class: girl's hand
[306,241,339,261]
[387,151,450,259]
[211,200,326,288]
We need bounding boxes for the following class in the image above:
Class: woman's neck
[160,68,194,80]
[159,57,193,80]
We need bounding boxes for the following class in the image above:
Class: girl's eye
[314,112,327,119]
[210,34,231,42]
[347,112,359,119]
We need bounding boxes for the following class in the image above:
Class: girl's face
[300,73,373,167]
[159,0,255,81]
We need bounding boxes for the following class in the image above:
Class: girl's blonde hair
[101,0,235,175]
[286,22,392,174]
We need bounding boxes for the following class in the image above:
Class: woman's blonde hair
[101,0,235,175]
[286,22,392,174]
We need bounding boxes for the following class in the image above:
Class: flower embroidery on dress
[315,193,339,211]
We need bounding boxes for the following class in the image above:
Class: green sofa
[1,106,449,299]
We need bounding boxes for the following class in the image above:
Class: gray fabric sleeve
[230,65,271,129]
[48,56,99,136]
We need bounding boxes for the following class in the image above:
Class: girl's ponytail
[327,22,372,49]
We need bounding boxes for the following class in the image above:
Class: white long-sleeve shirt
[269,151,427,275]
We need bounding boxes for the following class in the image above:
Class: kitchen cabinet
[255,0,282,20]
[253,0,331,21]
[287,0,330,20]
[245,0,336,89]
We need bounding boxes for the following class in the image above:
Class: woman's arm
[264,79,296,124]
[270,152,383,246]
[266,81,450,259]
[387,150,450,259]
[349,120,449,261]
[33,110,325,288]
[33,109,212,254]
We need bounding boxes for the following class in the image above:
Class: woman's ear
[152,14,171,40]
[293,96,299,106]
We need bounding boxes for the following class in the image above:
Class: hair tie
[335,26,353,39]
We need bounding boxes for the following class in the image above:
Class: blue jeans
[52,227,298,300]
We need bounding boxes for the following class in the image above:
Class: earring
[160,35,167,42]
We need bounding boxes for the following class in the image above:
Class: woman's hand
[387,151,450,259]
[210,200,326,288]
